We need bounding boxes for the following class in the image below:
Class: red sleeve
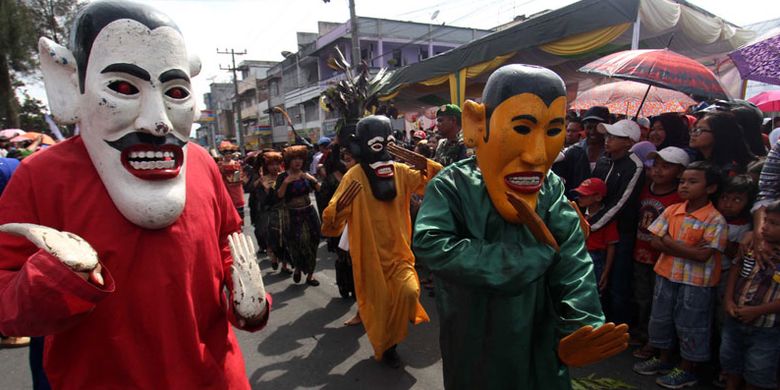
[0,164,114,336]
[0,250,114,336]
[605,220,620,244]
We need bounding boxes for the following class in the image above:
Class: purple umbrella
[729,27,780,86]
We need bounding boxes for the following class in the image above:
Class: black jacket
[590,152,645,235]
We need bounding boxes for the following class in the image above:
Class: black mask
[352,115,397,201]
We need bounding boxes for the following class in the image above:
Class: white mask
[40,19,201,229]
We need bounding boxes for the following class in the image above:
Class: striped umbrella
[571,81,696,117]
[579,49,727,101]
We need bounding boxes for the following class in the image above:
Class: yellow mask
[462,65,567,224]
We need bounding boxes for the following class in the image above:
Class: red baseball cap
[573,178,607,197]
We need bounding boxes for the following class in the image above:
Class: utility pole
[348,0,360,65]
[217,48,247,154]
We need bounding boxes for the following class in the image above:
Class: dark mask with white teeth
[352,115,397,201]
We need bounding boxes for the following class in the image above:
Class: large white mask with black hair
[39,1,201,229]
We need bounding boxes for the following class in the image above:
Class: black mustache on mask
[105,132,187,152]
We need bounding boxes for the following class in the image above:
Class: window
[304,100,319,123]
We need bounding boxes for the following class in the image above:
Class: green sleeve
[413,171,557,295]
[543,174,605,335]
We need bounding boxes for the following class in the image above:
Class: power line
[217,48,247,154]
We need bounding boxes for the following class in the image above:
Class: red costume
[0,137,269,389]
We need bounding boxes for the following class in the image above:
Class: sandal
[344,313,362,326]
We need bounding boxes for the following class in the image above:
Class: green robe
[413,157,604,390]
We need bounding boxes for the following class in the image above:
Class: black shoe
[382,345,401,369]
[293,270,301,284]
[281,267,293,275]
[306,279,320,286]
[271,261,279,271]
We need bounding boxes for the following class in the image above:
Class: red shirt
[220,160,245,208]
[634,183,682,264]
[0,137,268,389]
[586,219,619,251]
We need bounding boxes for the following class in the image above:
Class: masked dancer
[414,64,628,389]
[322,116,442,367]
[0,2,269,388]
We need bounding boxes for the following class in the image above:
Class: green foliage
[320,46,392,139]
[571,374,636,390]
[18,91,47,131]
[0,0,80,128]
[24,0,82,45]
[0,0,37,72]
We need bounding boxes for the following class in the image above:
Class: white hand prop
[228,232,267,321]
[0,223,102,284]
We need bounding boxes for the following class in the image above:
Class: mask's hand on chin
[228,232,267,327]
[505,192,559,252]
[388,143,427,175]
[0,223,104,285]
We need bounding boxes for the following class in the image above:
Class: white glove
[0,223,102,284]
[228,232,267,322]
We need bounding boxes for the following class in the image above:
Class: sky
[21,0,780,109]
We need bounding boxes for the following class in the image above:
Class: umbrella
[748,90,780,113]
[571,81,696,117]
[10,132,56,145]
[728,27,780,86]
[0,129,25,139]
[579,49,728,101]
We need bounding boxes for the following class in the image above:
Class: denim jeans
[648,275,714,362]
[720,316,780,389]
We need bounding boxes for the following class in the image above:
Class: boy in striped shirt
[720,199,780,390]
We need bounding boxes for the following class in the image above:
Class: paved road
[0,223,722,390]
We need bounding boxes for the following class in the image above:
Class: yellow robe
[322,161,441,359]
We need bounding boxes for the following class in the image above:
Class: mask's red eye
[165,87,190,99]
[107,80,139,95]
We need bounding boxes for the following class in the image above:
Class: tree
[0,0,36,128]
[0,0,80,129]
[18,91,47,131]
[25,0,81,45]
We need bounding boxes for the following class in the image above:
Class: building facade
[209,16,488,149]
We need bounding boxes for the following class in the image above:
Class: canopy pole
[631,12,641,50]
[635,85,651,119]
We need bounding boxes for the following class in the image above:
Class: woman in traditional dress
[277,145,321,285]
[254,151,291,272]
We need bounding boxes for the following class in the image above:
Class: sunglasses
[689,128,712,136]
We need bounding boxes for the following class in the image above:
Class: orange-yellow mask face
[463,94,566,224]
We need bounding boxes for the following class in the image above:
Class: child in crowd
[574,178,618,294]
[633,161,728,389]
[632,147,688,359]
[591,119,645,324]
[712,174,756,386]
[720,200,780,390]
